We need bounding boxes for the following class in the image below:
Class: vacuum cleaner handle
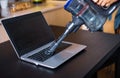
[85,0,120,16]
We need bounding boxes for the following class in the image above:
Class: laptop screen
[1,11,55,56]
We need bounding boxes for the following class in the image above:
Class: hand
[92,0,117,7]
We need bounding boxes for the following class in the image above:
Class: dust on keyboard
[28,42,71,62]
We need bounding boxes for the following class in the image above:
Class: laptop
[1,11,87,69]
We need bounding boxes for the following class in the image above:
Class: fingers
[92,0,107,6]
[97,0,103,6]
[92,0,99,3]
[92,0,117,7]
[101,0,110,7]
[105,0,118,7]
[101,1,108,6]
[105,2,111,7]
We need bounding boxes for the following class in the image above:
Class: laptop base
[22,41,87,69]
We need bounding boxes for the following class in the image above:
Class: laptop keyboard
[28,42,71,62]
[28,47,52,62]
